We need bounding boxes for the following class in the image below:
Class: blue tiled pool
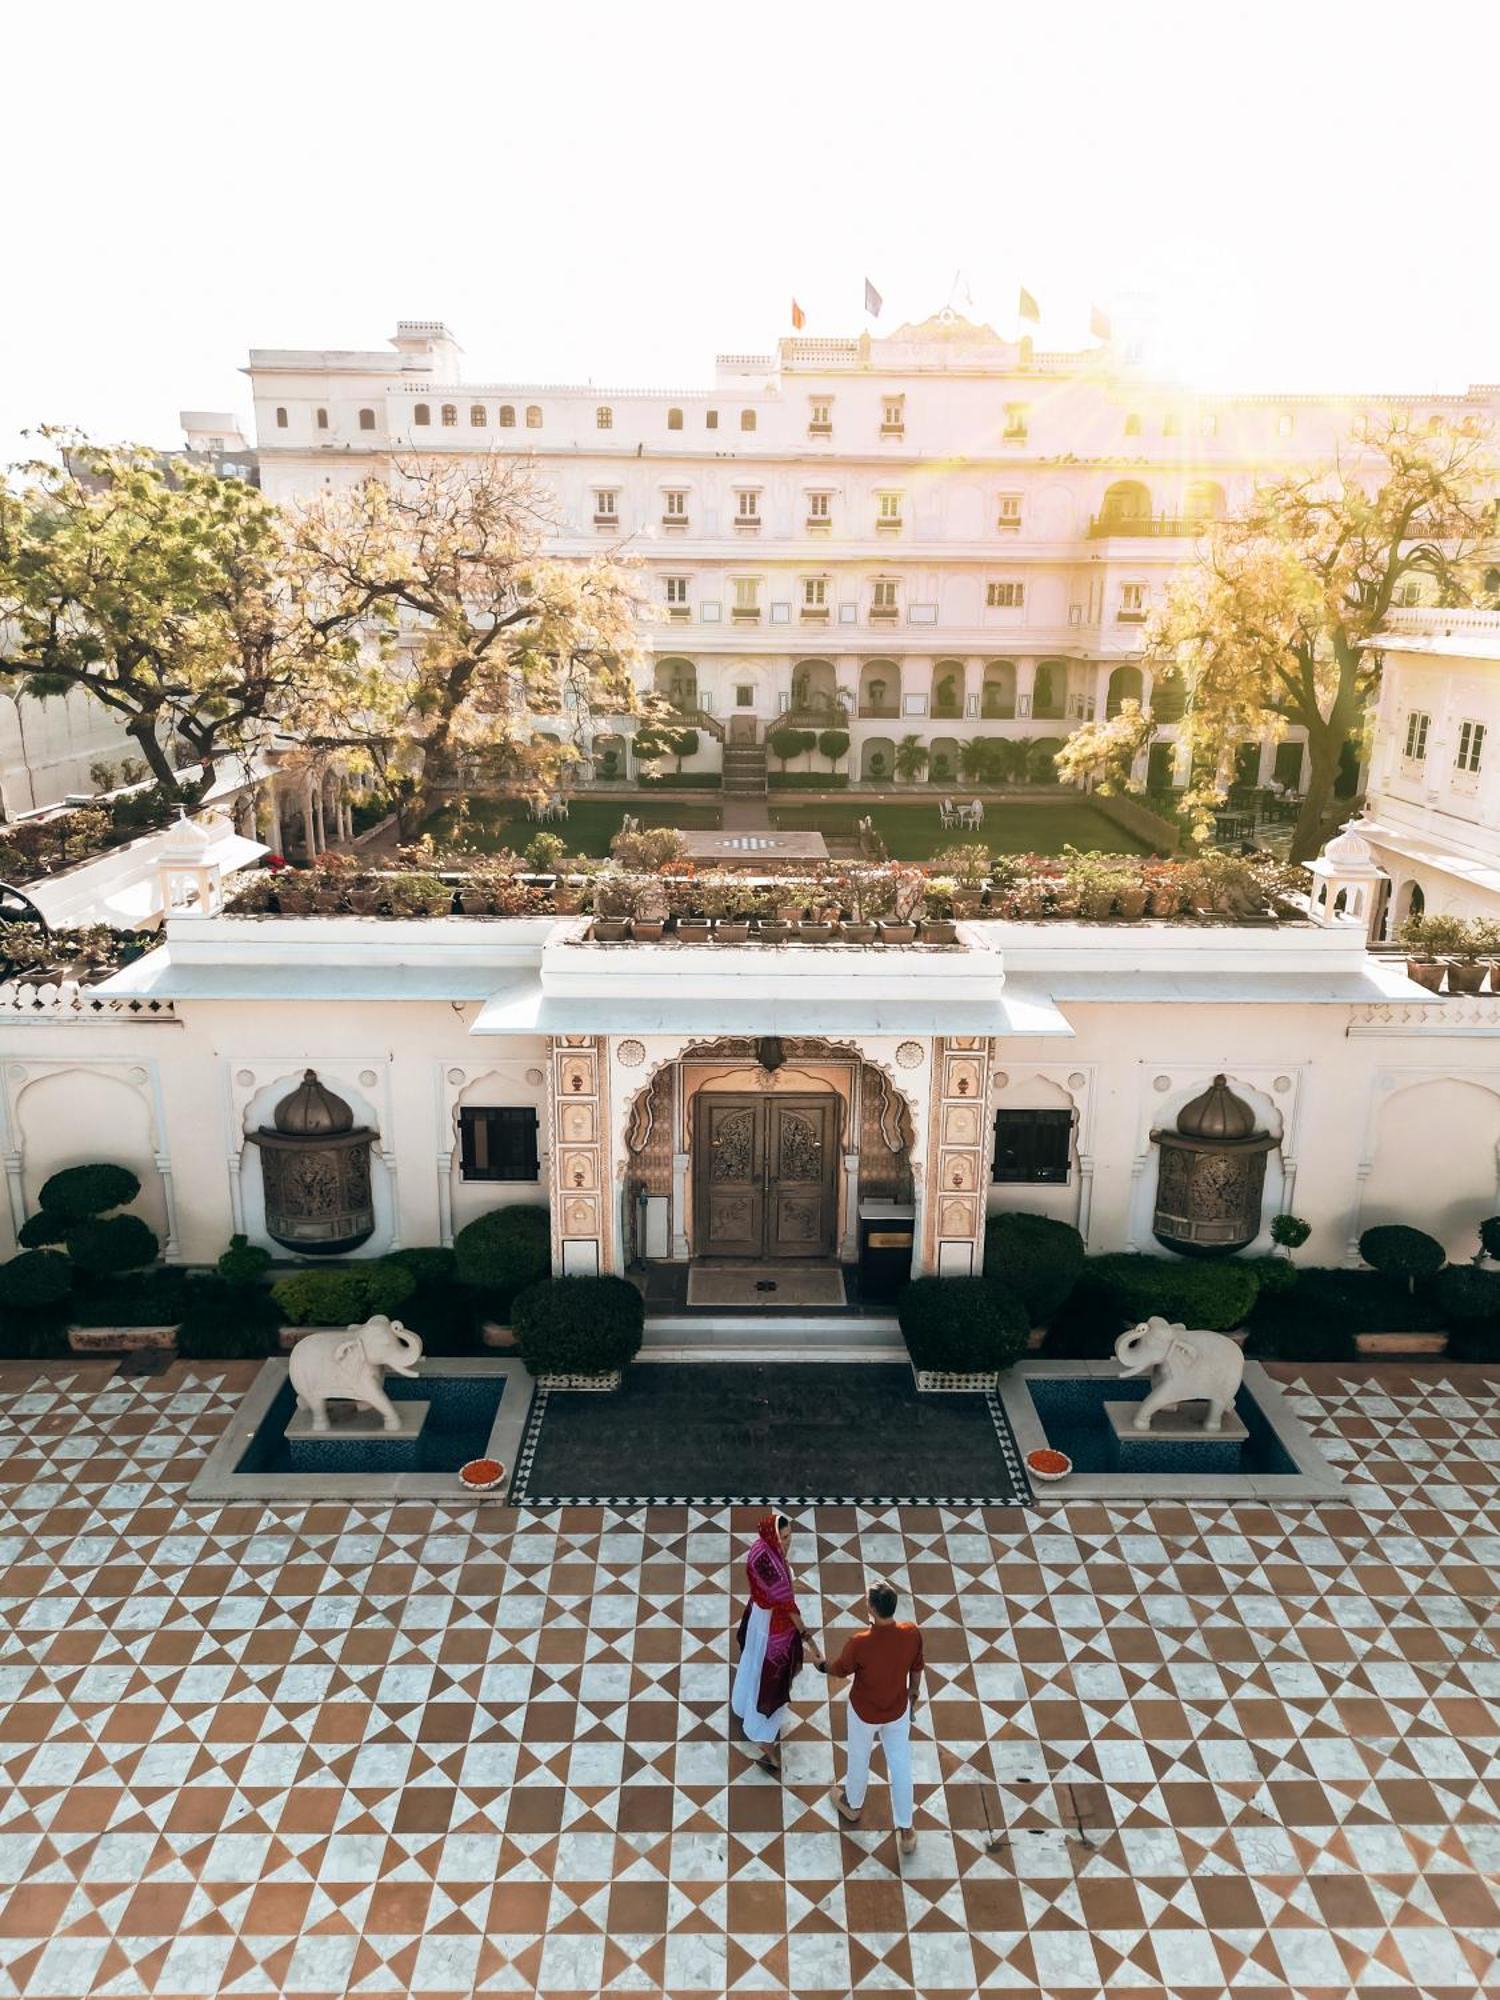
[1027,1376,1300,1478]
[234,1375,507,1477]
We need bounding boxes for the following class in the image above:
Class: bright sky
[4,0,1497,465]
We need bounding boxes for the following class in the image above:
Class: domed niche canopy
[247,1069,376,1255]
[1150,1074,1275,1257]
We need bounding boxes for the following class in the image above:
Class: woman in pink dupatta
[731,1512,822,1774]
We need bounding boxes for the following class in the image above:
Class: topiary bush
[217,1234,273,1286]
[453,1205,551,1315]
[511,1276,644,1377]
[896,1277,1030,1375]
[1359,1224,1446,1292]
[1431,1265,1500,1328]
[271,1260,417,1327]
[37,1163,141,1224]
[1270,1213,1312,1251]
[1085,1253,1261,1333]
[17,1212,70,1249]
[983,1213,1085,1323]
[65,1214,159,1278]
[0,1250,73,1309]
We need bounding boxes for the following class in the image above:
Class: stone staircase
[722,741,767,797]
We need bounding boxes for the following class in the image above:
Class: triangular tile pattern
[0,1360,1493,1998]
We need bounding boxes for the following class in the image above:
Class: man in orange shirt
[820,1580,925,1854]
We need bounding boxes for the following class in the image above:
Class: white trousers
[843,1702,914,1829]
[730,1603,786,1744]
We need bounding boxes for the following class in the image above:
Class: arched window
[441,404,457,427]
[470,404,487,427]
[358,408,375,431]
[667,407,683,430]
[499,405,516,427]
[275,407,288,429]
[413,403,431,426]
[525,405,542,428]
[1123,412,1142,436]
[597,406,613,429]
[741,409,757,432]
[316,408,329,430]
[1099,479,1152,527]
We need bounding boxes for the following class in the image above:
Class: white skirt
[730,1602,788,1744]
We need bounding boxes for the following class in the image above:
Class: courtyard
[0,1355,1495,1999]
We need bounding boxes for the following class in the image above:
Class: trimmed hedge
[512,1276,644,1376]
[66,1214,159,1278]
[1085,1254,1260,1332]
[70,1270,194,1328]
[1245,1267,1441,1359]
[1358,1225,1445,1288]
[983,1213,1084,1323]
[177,1277,280,1358]
[272,1261,417,1327]
[37,1164,141,1223]
[453,1206,551,1312]
[385,1246,480,1355]
[0,1250,73,1309]
[767,772,849,790]
[896,1277,1030,1374]
[0,1305,71,1358]
[1432,1265,1500,1328]
[17,1213,70,1249]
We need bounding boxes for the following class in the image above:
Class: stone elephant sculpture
[289,1314,424,1433]
[1113,1316,1244,1432]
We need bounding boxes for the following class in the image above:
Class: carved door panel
[768,1099,837,1259]
[693,1099,765,1257]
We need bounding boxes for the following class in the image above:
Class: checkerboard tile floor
[0,1359,1495,1998]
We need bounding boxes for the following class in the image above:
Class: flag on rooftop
[1018,286,1041,325]
[1090,304,1112,342]
[790,298,805,330]
[864,277,883,318]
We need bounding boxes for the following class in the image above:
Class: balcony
[931,702,964,720]
[665,605,691,622]
[1088,515,1202,538]
[733,516,761,532]
[799,605,830,622]
[880,423,905,438]
[868,606,899,623]
[731,606,761,624]
[858,705,900,720]
[660,513,688,529]
[996,515,1021,531]
[980,701,1017,721]
[805,515,831,532]
[1116,609,1147,624]
[1002,427,1028,444]
[875,518,904,534]
[592,513,618,529]
[807,422,833,437]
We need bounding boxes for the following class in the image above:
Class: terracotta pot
[715,921,751,943]
[952,892,985,917]
[878,922,916,944]
[1405,958,1445,992]
[458,892,488,916]
[631,918,665,942]
[1445,960,1486,994]
[677,921,712,943]
[312,890,343,912]
[777,904,806,924]
[347,889,381,914]
[591,918,631,941]
[1486,961,1500,993]
[841,922,878,944]
[1147,887,1181,917]
[1116,887,1148,919]
[919,919,958,945]
[553,887,583,913]
[275,890,312,913]
[1080,890,1114,920]
[796,923,834,942]
[757,921,793,943]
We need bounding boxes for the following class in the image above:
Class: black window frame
[992,1108,1073,1185]
[459,1106,540,1183]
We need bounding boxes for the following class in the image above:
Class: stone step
[643,1313,901,1356]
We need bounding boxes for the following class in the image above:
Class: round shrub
[1240,1254,1298,1297]
[983,1213,1085,1323]
[387,1247,458,1287]
[271,1261,417,1327]
[0,1250,72,1309]
[1086,1253,1261,1333]
[897,1277,1029,1375]
[217,1234,273,1286]
[1359,1224,1445,1289]
[66,1214,159,1277]
[37,1163,141,1223]
[1270,1213,1312,1251]
[17,1212,70,1249]
[511,1276,644,1376]
[1432,1265,1500,1327]
[453,1205,551,1306]
[1479,1217,1500,1262]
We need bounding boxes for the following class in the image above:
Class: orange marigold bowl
[1026,1447,1072,1482]
[459,1457,506,1492]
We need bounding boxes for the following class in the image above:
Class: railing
[858,705,900,720]
[1088,515,1207,538]
[675,707,724,742]
[0,979,175,1021]
[785,706,850,727]
[1384,605,1500,632]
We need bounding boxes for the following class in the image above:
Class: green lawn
[769,800,1151,861]
[420,797,722,858]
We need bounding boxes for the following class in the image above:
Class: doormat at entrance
[511,1363,1032,1508]
[686,1263,847,1309]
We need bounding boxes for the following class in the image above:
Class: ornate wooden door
[692,1095,838,1259]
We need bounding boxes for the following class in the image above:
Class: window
[1457,720,1486,773]
[663,489,687,518]
[1404,711,1430,760]
[525,404,542,428]
[1003,402,1029,439]
[733,577,760,612]
[705,409,719,430]
[877,491,903,524]
[275,407,288,429]
[596,405,613,429]
[499,405,515,427]
[664,576,689,606]
[1162,412,1181,437]
[1123,412,1142,436]
[986,581,1024,608]
[441,404,457,427]
[459,1107,540,1183]
[316,407,329,430]
[734,490,760,522]
[1396,577,1424,607]
[808,399,832,432]
[667,407,683,430]
[996,494,1022,529]
[1201,412,1219,437]
[593,489,617,519]
[1120,582,1147,614]
[736,683,753,707]
[470,404,487,427]
[807,491,831,521]
[881,397,905,432]
[740,409,757,432]
[358,407,375,430]
[1277,411,1294,438]
[871,578,899,612]
[802,577,829,609]
[413,403,430,426]
[993,1108,1072,1184]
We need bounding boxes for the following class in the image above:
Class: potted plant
[878,866,926,944]
[630,874,669,942]
[511,1275,645,1389]
[1142,859,1183,917]
[274,872,313,913]
[1064,852,1116,920]
[456,872,493,917]
[840,867,882,945]
[390,871,453,917]
[1446,918,1490,994]
[1398,912,1456,992]
[713,874,754,945]
[591,874,633,940]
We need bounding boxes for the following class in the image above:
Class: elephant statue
[289,1314,424,1433]
[1113,1316,1245,1432]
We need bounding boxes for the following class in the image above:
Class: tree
[893,733,930,783]
[1054,699,1156,795]
[669,727,698,773]
[817,728,850,773]
[287,454,647,795]
[769,726,807,770]
[0,433,353,797]
[1142,418,1498,859]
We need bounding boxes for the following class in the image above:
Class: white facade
[1361,607,1500,928]
[247,318,1500,791]
[0,687,134,819]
